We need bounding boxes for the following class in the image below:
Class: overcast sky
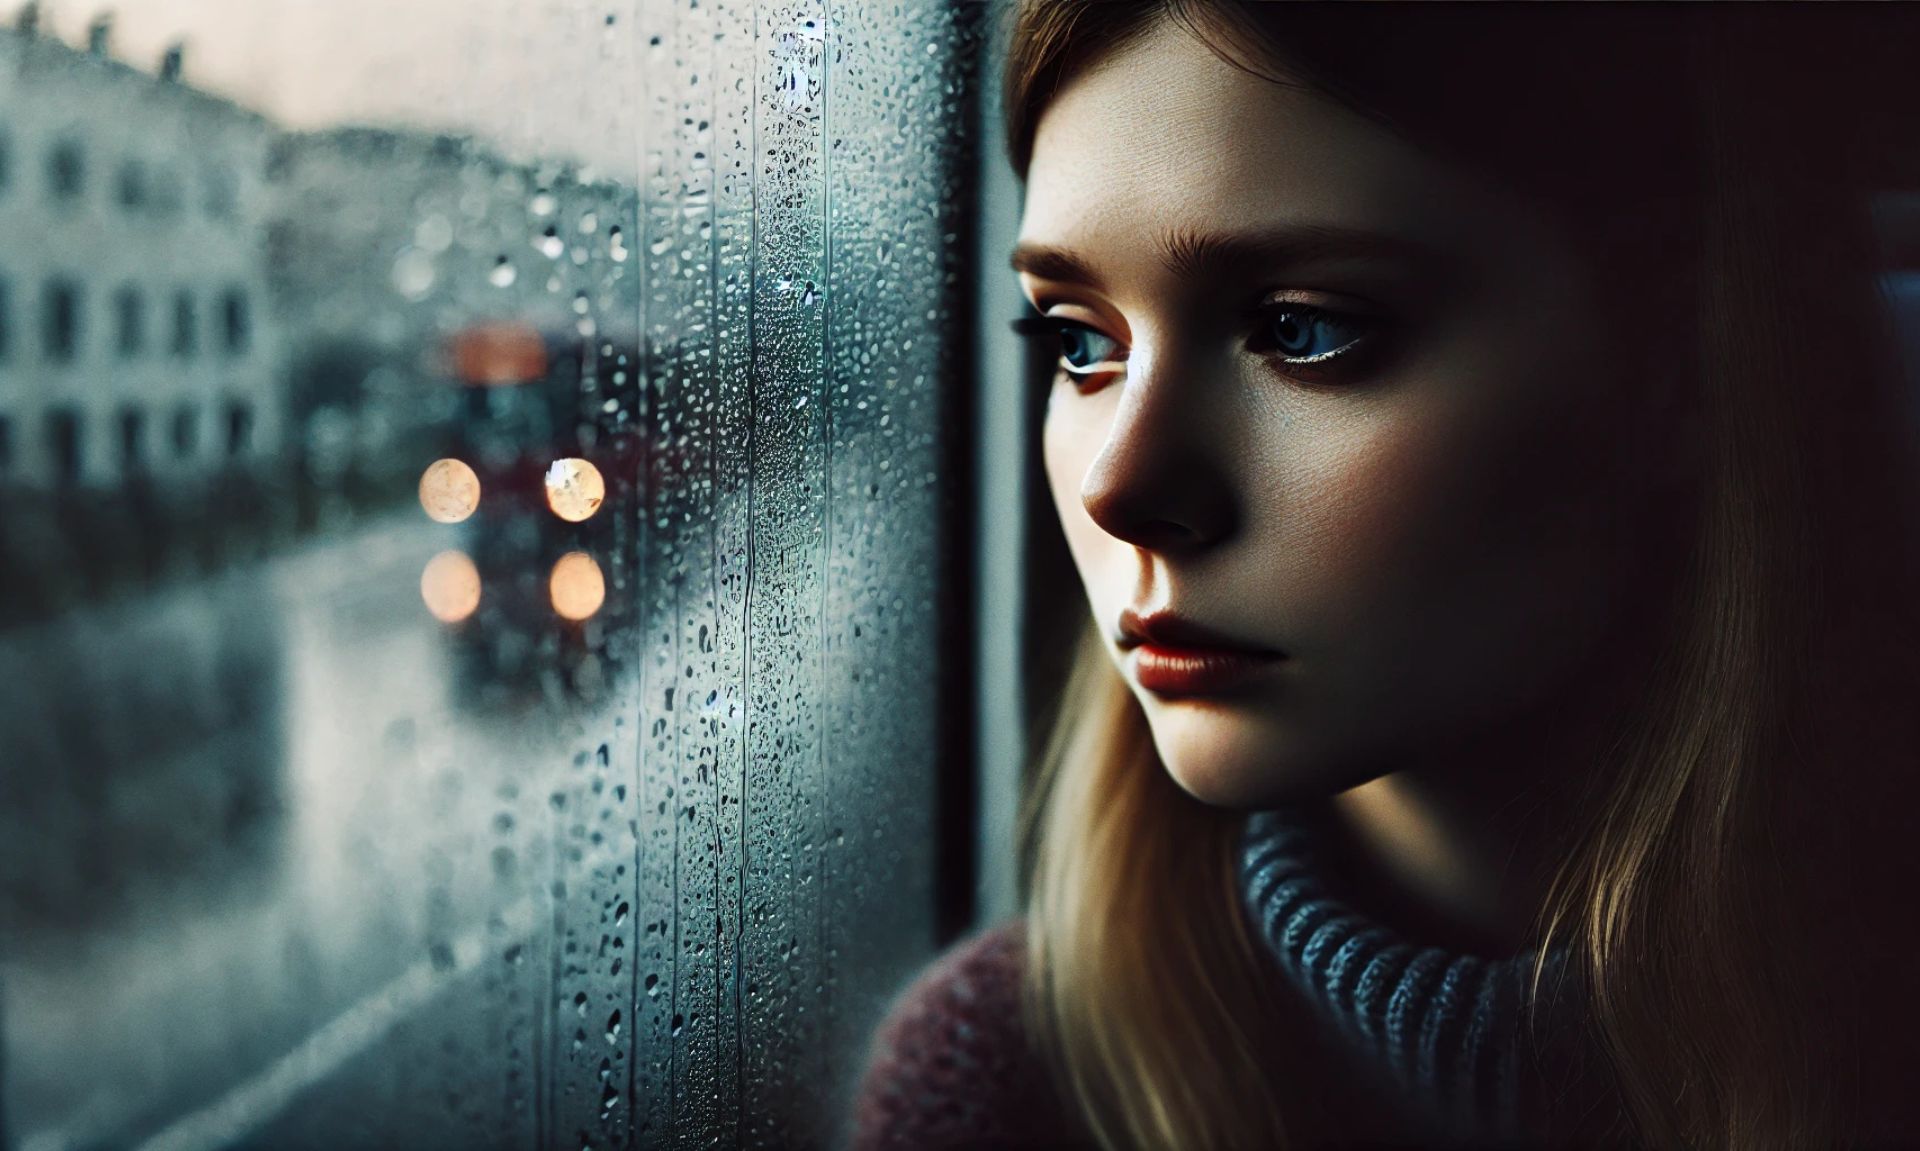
[28,0,643,173]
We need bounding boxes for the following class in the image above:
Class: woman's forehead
[1016,20,1491,291]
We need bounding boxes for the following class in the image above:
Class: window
[114,286,144,356]
[221,288,249,355]
[170,403,197,459]
[0,413,12,477]
[0,6,974,1149]
[224,400,252,457]
[170,290,196,357]
[45,407,81,485]
[48,138,84,199]
[43,279,79,362]
[118,406,146,475]
[0,276,11,361]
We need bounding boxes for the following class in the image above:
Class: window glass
[42,278,79,362]
[171,288,196,356]
[222,286,249,354]
[118,405,146,474]
[115,284,144,356]
[48,137,83,198]
[0,4,980,1148]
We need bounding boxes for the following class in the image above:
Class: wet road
[1,510,620,1151]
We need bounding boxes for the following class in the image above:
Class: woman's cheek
[1264,406,1462,639]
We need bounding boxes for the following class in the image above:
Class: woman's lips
[1116,608,1285,696]
[1128,644,1283,696]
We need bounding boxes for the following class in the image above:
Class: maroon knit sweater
[850,920,1094,1150]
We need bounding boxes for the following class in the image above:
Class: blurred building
[0,9,280,492]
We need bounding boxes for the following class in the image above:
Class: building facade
[0,15,280,492]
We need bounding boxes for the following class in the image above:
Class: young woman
[856,3,1920,1147]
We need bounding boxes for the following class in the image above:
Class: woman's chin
[1144,707,1340,810]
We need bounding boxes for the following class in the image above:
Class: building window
[46,408,82,485]
[221,289,250,356]
[171,404,197,459]
[0,413,12,477]
[114,286,144,356]
[48,138,84,200]
[225,401,253,457]
[118,406,146,475]
[116,159,147,210]
[44,279,80,363]
[171,290,196,358]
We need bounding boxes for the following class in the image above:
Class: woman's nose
[1078,349,1239,553]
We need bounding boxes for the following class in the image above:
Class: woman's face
[1019,19,1651,807]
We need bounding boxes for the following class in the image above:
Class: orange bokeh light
[549,551,606,621]
[545,458,606,523]
[419,458,481,523]
[421,550,482,622]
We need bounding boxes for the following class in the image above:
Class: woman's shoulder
[850,918,1089,1150]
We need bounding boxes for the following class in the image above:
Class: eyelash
[1009,303,1380,389]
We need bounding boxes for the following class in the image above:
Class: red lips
[1117,609,1285,696]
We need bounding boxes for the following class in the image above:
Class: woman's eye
[1055,323,1120,373]
[1251,304,1372,364]
[1010,314,1124,381]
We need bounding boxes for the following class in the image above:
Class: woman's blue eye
[1056,323,1119,372]
[1009,314,1122,377]
[1261,305,1368,362]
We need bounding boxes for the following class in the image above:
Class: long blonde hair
[1009,4,1920,1148]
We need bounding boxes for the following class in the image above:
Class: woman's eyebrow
[1011,223,1434,287]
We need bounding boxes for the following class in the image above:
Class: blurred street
[1,509,609,1151]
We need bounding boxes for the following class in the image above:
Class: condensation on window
[0,2,979,1147]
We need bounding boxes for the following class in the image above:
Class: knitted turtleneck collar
[1237,804,1604,1146]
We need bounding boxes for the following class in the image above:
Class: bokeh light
[418,458,481,523]
[544,457,605,522]
[548,551,606,621]
[420,550,482,622]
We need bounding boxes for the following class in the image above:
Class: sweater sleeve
[849,919,1088,1151]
